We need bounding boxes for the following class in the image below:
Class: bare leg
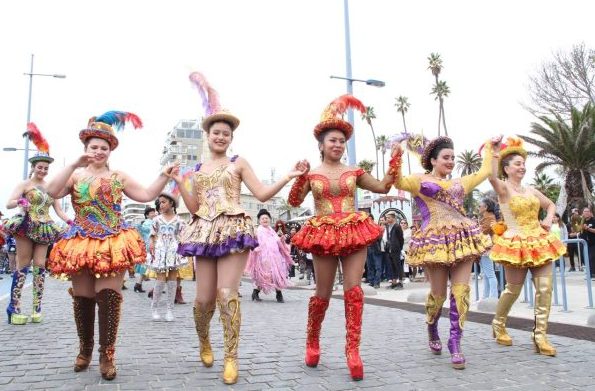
[313,255,339,300]
[15,237,33,269]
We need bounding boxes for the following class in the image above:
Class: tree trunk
[370,124,379,179]
[441,100,448,136]
[437,99,442,137]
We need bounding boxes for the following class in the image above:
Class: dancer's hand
[287,159,310,179]
[391,142,403,157]
[72,152,96,168]
[162,162,180,178]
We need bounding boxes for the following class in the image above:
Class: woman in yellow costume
[391,133,501,369]
[488,137,565,356]
[46,111,176,380]
[5,123,70,324]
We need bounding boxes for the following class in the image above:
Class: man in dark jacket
[367,216,386,288]
[385,211,405,289]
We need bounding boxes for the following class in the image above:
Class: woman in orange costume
[46,111,176,380]
[488,137,565,356]
[289,95,397,381]
[390,133,501,369]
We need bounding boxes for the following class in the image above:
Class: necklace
[430,172,447,180]
[509,182,525,193]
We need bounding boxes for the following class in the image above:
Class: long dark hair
[481,198,501,220]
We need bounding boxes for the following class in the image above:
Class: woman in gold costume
[488,137,565,356]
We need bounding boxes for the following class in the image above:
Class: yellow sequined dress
[393,148,493,266]
[48,174,146,277]
[490,194,565,268]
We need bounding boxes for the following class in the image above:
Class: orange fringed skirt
[48,228,146,278]
[291,211,382,257]
[490,229,566,269]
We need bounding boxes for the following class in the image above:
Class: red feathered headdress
[24,123,54,164]
[313,94,366,140]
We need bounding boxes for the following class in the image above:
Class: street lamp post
[22,54,66,179]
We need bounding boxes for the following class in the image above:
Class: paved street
[1,277,595,390]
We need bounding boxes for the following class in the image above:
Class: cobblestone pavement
[1,278,595,390]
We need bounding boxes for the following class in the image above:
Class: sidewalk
[1,277,595,390]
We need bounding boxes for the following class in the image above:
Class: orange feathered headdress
[24,123,54,164]
[313,94,366,140]
[498,136,527,178]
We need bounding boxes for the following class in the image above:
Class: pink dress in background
[246,225,294,293]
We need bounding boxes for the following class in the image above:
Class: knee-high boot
[344,286,364,381]
[217,288,241,385]
[532,276,556,356]
[491,283,523,346]
[304,295,330,367]
[448,283,469,370]
[72,296,96,372]
[193,302,216,367]
[426,293,446,354]
[96,289,122,380]
[6,267,29,325]
[31,266,46,323]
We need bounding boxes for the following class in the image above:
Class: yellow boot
[193,303,216,367]
[217,288,241,385]
[532,276,556,356]
[491,283,523,346]
[425,293,446,354]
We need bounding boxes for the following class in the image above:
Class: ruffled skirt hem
[490,232,566,268]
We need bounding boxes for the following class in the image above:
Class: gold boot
[426,293,446,354]
[193,303,216,367]
[491,283,523,346]
[217,288,241,385]
[532,276,556,356]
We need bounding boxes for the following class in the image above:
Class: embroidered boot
[31,266,46,323]
[193,302,216,367]
[448,283,469,369]
[72,296,96,372]
[426,292,446,354]
[6,267,29,325]
[344,286,364,381]
[218,288,241,385]
[96,289,122,380]
[304,296,330,367]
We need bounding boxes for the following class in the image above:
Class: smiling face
[31,161,49,179]
[207,121,233,154]
[85,138,111,165]
[503,154,526,180]
[259,213,271,227]
[430,147,455,177]
[320,129,346,162]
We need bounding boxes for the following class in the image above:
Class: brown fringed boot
[96,289,122,380]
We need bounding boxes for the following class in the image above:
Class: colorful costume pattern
[393,150,493,266]
[246,225,294,294]
[490,195,565,268]
[288,169,382,257]
[178,155,257,258]
[4,187,62,245]
[146,215,188,273]
[49,174,146,277]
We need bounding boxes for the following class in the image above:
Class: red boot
[304,296,329,367]
[344,286,364,381]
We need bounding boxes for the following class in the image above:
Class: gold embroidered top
[192,157,245,221]
[499,195,544,237]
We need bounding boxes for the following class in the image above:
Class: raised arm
[390,145,420,195]
[46,153,95,199]
[461,138,502,194]
[238,157,309,203]
[120,163,177,203]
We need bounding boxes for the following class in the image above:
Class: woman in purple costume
[391,134,501,369]
[173,72,308,385]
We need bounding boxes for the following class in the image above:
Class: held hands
[162,162,180,178]
[391,142,403,157]
[286,160,310,180]
[490,135,503,158]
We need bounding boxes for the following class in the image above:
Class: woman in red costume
[46,111,176,380]
[288,95,397,381]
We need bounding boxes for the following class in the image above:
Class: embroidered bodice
[192,155,245,221]
[499,194,542,236]
[24,187,54,223]
[68,174,130,239]
[289,169,364,216]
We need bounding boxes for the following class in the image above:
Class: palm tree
[456,149,482,176]
[531,172,561,203]
[521,103,595,210]
[277,199,297,220]
[395,95,412,175]
[428,53,450,136]
[358,159,375,174]
[376,134,389,174]
[361,106,379,178]
[431,80,450,137]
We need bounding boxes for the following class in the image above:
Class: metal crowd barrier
[473,238,592,312]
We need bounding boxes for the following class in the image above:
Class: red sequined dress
[288,169,382,257]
